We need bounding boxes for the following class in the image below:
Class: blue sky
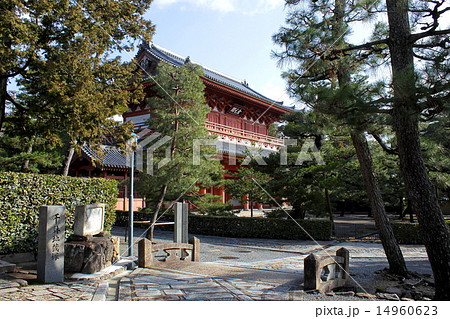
[141,0,298,107]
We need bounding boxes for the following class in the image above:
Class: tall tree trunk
[351,132,408,276]
[22,136,34,172]
[146,109,179,241]
[250,192,253,218]
[325,188,335,235]
[146,184,168,241]
[62,145,75,176]
[386,0,450,300]
[1,2,13,133]
[0,76,7,132]
[334,0,407,276]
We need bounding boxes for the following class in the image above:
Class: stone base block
[0,260,16,273]
[65,233,120,274]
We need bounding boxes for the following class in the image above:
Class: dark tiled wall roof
[82,145,129,169]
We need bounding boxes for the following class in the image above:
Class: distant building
[70,42,294,211]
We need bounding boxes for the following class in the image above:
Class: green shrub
[391,220,450,245]
[191,194,234,216]
[115,211,332,240]
[265,209,290,219]
[0,172,118,254]
[195,201,234,216]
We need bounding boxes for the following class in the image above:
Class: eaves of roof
[81,145,129,169]
[139,42,295,113]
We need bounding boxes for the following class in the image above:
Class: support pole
[128,149,135,257]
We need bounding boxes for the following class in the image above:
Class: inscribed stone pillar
[37,206,65,283]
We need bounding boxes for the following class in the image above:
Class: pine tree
[274,0,408,276]
[226,167,271,217]
[384,0,450,299]
[275,0,450,299]
[135,62,223,241]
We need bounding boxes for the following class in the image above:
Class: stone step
[0,260,16,273]
[70,257,136,281]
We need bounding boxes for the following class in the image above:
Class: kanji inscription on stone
[37,205,65,283]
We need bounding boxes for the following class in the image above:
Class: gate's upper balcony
[205,121,284,150]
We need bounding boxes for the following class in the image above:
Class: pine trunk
[386,0,450,300]
[0,76,7,132]
[146,106,179,241]
[250,192,253,218]
[334,0,407,276]
[351,132,408,276]
[22,138,34,172]
[325,188,335,235]
[146,184,168,242]
[62,146,75,176]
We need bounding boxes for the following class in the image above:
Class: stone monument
[65,203,120,274]
[73,203,105,236]
[37,205,65,283]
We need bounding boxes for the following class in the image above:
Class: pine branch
[327,39,388,56]
[5,92,27,111]
[413,38,449,49]
[371,133,398,155]
[411,28,450,43]
[4,60,31,79]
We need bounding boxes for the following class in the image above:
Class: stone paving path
[114,267,369,301]
[206,243,429,274]
[118,268,290,301]
[0,234,431,301]
[0,279,99,301]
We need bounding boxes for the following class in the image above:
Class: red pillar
[218,187,225,204]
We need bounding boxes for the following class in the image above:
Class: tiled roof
[140,42,295,112]
[81,145,129,169]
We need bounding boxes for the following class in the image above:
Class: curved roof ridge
[142,42,293,111]
[150,42,245,85]
[150,42,186,64]
[244,85,285,106]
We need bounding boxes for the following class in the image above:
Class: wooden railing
[205,121,284,147]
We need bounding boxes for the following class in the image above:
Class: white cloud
[153,0,284,15]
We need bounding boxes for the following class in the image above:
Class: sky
[136,0,450,113]
[140,0,299,107]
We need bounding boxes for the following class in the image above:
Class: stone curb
[70,257,137,281]
[92,282,109,301]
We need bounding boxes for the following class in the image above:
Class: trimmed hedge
[391,220,450,245]
[115,211,332,241]
[0,172,119,254]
